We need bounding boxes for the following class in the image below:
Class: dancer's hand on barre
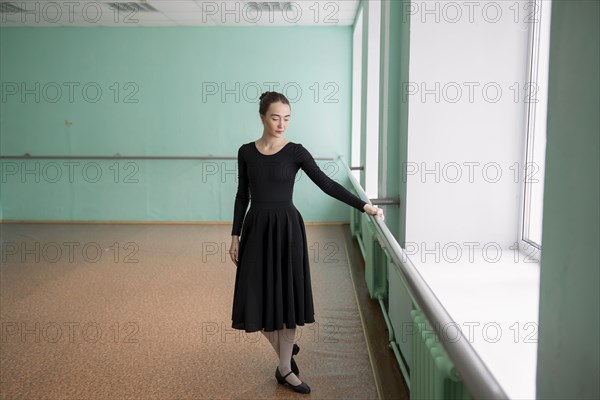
[363,204,385,221]
[229,236,240,267]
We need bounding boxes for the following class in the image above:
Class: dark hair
[259,91,290,115]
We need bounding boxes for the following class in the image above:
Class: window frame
[517,0,552,260]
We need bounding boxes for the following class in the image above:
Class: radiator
[360,213,388,299]
[410,309,473,400]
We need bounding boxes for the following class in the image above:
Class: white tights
[261,326,302,386]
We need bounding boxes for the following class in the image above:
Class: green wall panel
[536,2,600,399]
[0,26,358,222]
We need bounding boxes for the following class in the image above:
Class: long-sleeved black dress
[231,141,367,332]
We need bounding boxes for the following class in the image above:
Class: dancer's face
[261,101,291,138]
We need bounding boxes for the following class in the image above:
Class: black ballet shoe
[275,367,311,394]
[291,357,299,375]
[291,343,300,375]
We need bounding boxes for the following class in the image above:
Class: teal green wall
[0,26,357,222]
[536,2,600,399]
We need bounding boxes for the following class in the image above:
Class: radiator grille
[410,309,472,400]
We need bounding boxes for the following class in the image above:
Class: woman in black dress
[228,91,384,394]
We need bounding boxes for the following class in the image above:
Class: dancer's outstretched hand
[363,204,385,221]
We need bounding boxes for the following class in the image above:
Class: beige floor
[0,223,378,400]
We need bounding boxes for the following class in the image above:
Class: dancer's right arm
[231,145,250,236]
[230,145,250,267]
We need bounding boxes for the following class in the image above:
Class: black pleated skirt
[231,200,316,332]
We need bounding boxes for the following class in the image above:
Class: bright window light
[352,7,363,183]
[365,0,381,199]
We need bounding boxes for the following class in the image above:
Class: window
[520,0,552,251]
[351,7,363,183]
[365,0,381,199]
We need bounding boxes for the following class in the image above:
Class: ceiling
[0,0,360,27]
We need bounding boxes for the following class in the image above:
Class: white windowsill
[410,246,540,400]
